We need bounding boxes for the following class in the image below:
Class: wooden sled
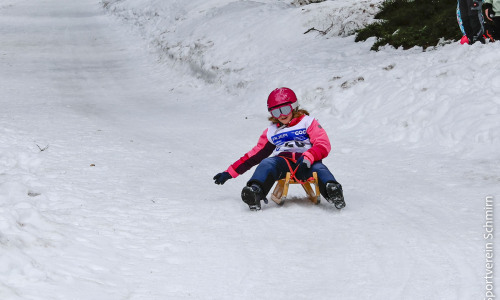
[271,172,320,205]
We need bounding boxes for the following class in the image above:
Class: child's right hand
[213,172,232,185]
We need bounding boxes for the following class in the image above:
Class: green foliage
[356,0,463,50]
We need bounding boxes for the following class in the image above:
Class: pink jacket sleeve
[302,119,331,164]
[226,129,275,178]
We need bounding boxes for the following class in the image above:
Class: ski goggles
[269,102,298,118]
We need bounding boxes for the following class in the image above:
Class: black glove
[294,156,312,180]
[213,172,232,185]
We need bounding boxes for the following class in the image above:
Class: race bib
[267,115,313,156]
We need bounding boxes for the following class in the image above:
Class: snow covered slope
[1,0,498,299]
[103,0,500,158]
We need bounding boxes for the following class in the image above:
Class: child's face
[278,112,293,125]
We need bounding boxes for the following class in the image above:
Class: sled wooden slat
[271,172,320,205]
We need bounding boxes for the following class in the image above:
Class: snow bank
[0,132,58,296]
[103,0,499,160]
[102,0,380,88]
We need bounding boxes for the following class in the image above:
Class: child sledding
[214,87,345,211]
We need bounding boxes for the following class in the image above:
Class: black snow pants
[459,0,483,43]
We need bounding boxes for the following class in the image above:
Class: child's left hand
[295,156,311,180]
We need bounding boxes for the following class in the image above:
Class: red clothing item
[227,115,331,178]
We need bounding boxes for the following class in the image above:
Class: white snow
[0,0,499,299]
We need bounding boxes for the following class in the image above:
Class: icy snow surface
[0,0,499,299]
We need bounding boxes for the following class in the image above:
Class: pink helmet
[267,87,298,111]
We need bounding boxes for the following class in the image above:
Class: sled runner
[271,172,320,205]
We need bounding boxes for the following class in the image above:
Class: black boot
[241,184,265,211]
[326,182,345,209]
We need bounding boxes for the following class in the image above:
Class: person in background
[458,0,484,44]
[484,0,500,40]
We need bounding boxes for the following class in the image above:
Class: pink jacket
[226,115,331,178]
